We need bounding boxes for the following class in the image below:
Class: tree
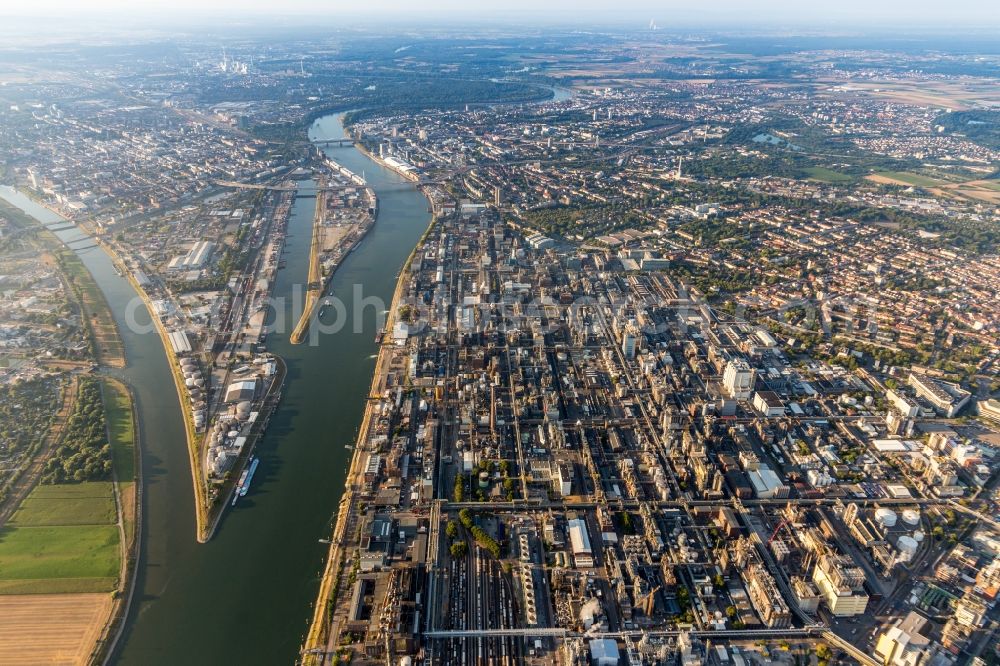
[450,541,468,558]
[676,585,691,611]
[41,377,112,484]
[620,511,634,534]
[725,605,737,618]
[452,473,465,503]
[446,520,458,540]
[459,508,473,529]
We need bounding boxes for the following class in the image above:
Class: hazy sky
[2,0,999,27]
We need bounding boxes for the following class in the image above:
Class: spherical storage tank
[901,509,920,527]
[875,508,897,528]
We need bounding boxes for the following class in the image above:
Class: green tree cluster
[42,377,112,483]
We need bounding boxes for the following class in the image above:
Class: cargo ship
[231,456,259,506]
[239,457,259,497]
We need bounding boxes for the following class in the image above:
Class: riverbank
[26,187,299,543]
[120,266,209,541]
[0,189,145,665]
[2,188,207,538]
[351,135,421,184]
[111,109,434,665]
[302,207,439,663]
[200,354,287,541]
[93,378,141,666]
[290,160,381,345]
[289,187,326,345]
[0,198,125,368]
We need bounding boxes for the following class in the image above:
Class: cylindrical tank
[875,508,897,528]
[901,509,920,527]
[897,535,918,557]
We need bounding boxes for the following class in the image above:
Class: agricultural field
[868,171,946,188]
[0,390,123,592]
[0,593,112,666]
[932,179,1000,204]
[9,483,116,527]
[0,378,137,665]
[803,166,853,183]
[0,524,119,594]
[868,171,1000,203]
[823,77,1000,110]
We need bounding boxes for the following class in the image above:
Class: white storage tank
[901,509,920,527]
[875,507,897,529]
[897,535,918,558]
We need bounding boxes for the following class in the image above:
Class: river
[0,111,432,665]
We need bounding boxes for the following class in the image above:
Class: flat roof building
[569,517,594,568]
[908,373,971,418]
[589,638,619,666]
[752,390,785,417]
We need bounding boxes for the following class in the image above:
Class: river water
[0,112,431,665]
